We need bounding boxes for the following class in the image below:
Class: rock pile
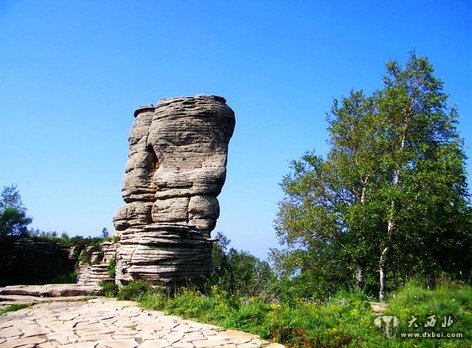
[112,95,235,287]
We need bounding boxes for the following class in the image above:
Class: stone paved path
[0,298,284,348]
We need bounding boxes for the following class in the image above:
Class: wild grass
[116,280,152,302]
[133,284,381,347]
[113,280,472,347]
[385,281,472,348]
[0,303,31,315]
[99,280,118,298]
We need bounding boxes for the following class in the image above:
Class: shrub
[107,258,116,278]
[134,283,472,347]
[139,286,378,347]
[117,280,153,301]
[100,280,118,298]
[207,232,277,299]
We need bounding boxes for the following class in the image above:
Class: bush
[136,281,472,347]
[207,232,277,299]
[117,280,153,301]
[100,280,118,298]
[107,258,116,278]
[140,286,377,347]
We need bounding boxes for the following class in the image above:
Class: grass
[99,280,119,298]
[128,284,381,347]
[0,303,31,315]
[113,281,472,347]
[116,280,152,301]
[384,281,472,348]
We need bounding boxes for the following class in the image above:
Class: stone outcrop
[0,284,101,298]
[113,95,235,287]
[76,242,117,286]
[0,236,76,287]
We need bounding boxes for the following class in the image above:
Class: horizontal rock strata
[113,95,235,287]
[0,284,101,297]
[76,242,116,286]
[0,237,76,286]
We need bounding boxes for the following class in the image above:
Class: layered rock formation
[0,237,76,286]
[113,95,235,287]
[76,242,117,286]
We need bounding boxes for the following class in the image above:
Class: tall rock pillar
[113,95,235,287]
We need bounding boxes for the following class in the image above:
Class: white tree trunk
[379,247,389,301]
[356,265,363,291]
[379,108,411,300]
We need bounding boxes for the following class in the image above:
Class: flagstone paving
[0,298,284,348]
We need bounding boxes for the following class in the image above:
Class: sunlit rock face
[113,95,235,287]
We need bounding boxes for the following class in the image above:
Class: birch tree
[275,53,471,300]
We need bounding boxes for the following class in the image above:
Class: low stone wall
[0,236,76,286]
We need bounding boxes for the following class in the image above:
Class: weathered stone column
[113,95,235,288]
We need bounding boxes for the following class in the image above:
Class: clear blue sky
[1,1,471,259]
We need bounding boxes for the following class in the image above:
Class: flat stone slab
[0,284,101,297]
[0,297,284,347]
[0,294,93,308]
[370,302,388,314]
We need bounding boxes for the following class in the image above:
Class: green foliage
[60,232,69,242]
[100,280,119,298]
[62,236,104,265]
[107,258,116,278]
[140,285,377,347]
[0,303,31,315]
[117,280,153,301]
[29,228,59,241]
[26,230,105,267]
[0,185,112,285]
[136,281,472,347]
[384,281,472,347]
[208,232,277,299]
[275,53,472,300]
[104,235,121,243]
[0,185,32,236]
[28,229,105,255]
[101,227,109,239]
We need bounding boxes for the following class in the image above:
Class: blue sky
[1,1,471,259]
